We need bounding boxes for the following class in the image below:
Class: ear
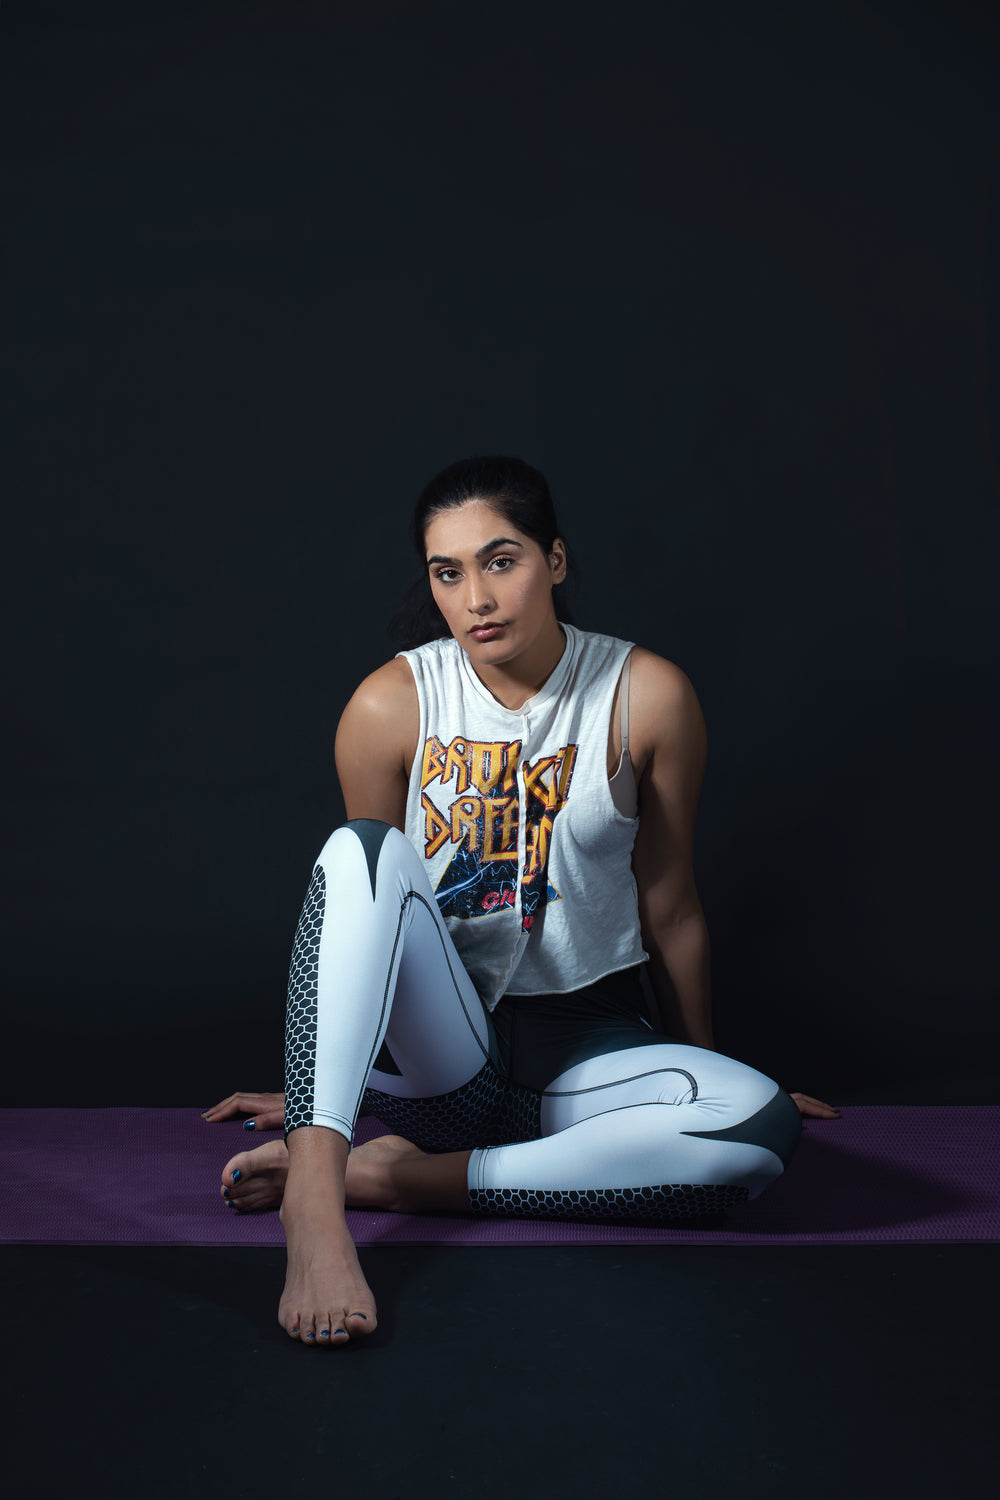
[549,537,568,586]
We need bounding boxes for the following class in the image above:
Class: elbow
[640,898,708,945]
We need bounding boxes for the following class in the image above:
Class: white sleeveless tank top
[397,623,648,1010]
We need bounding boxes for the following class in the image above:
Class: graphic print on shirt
[420,734,577,931]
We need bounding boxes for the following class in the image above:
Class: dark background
[4,0,998,1105]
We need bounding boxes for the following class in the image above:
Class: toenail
[243,1120,256,1131]
[349,1313,368,1321]
[305,1332,315,1339]
[331,1329,347,1337]
[232,1169,242,1182]
[222,1188,230,1198]
[319,1330,330,1338]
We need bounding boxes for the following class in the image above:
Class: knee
[731,1083,801,1171]
[341,817,395,842]
[314,819,413,899]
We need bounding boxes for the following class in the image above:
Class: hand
[201,1091,285,1130]
[790,1092,840,1119]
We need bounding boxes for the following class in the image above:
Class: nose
[467,581,496,615]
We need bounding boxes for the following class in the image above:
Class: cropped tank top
[397,623,648,1009]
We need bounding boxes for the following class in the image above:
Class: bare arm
[629,651,714,1048]
[628,651,840,1117]
[333,657,420,827]
[203,659,419,1130]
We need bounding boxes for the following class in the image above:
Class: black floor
[4,1243,997,1499]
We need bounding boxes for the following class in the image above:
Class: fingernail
[232,1169,242,1182]
[243,1120,256,1131]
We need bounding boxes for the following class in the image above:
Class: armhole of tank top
[608,649,637,818]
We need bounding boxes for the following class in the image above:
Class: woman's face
[424,499,567,667]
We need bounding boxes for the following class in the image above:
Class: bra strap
[620,650,632,754]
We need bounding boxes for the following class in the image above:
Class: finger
[202,1092,271,1123]
[791,1093,841,1118]
[242,1106,285,1132]
[201,1094,242,1121]
[803,1095,840,1114]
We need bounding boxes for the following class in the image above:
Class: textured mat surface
[1,1106,997,1246]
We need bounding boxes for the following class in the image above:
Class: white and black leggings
[284,820,801,1223]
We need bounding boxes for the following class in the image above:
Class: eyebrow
[426,536,525,566]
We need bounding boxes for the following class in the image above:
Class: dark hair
[387,455,577,649]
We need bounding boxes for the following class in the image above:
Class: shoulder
[344,656,418,718]
[627,648,707,774]
[336,657,420,766]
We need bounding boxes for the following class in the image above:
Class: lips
[469,624,505,640]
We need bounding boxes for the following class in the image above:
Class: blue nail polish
[232,1169,242,1182]
[243,1120,256,1131]
[305,1331,315,1339]
[319,1330,330,1338]
[222,1188,230,1198]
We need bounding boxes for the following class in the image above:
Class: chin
[464,633,517,661]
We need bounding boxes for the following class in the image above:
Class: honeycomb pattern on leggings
[492,1078,542,1144]
[468,1181,749,1224]
[363,1064,542,1152]
[363,1063,503,1152]
[283,867,325,1133]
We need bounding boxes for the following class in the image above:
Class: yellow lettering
[483,796,518,861]
[421,735,447,791]
[554,744,577,804]
[469,740,506,795]
[442,737,471,794]
[523,755,557,810]
[422,794,450,859]
[502,741,521,794]
[451,796,482,853]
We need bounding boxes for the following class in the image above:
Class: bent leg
[277,817,505,1343]
[467,1043,801,1222]
[285,819,504,1150]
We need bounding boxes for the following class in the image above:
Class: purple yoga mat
[1,1106,997,1247]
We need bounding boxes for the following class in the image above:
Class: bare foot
[222,1133,468,1216]
[279,1188,377,1345]
[347,1134,472,1213]
[344,1134,430,1211]
[221,1139,289,1212]
[220,1135,422,1215]
[253,1126,470,1345]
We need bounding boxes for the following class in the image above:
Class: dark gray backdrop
[4,0,998,1105]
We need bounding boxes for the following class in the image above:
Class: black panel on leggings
[345,818,394,901]
[491,966,673,1094]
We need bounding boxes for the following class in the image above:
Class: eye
[432,567,460,585]
[487,555,515,572]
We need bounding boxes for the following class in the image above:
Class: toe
[344,1310,375,1338]
[222,1153,248,1189]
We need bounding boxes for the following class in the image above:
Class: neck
[467,618,567,711]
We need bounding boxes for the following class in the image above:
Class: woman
[204,455,837,1345]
